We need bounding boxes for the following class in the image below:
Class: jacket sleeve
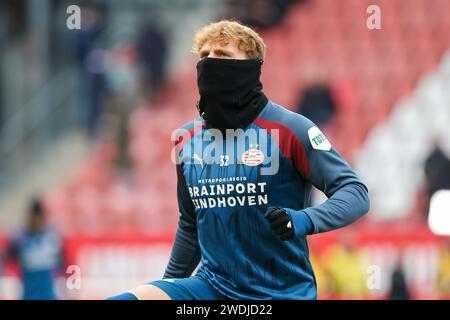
[163,164,201,278]
[287,116,370,235]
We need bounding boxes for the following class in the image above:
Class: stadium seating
[355,51,450,219]
[45,0,450,233]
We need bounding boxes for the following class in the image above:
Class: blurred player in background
[0,198,64,300]
[108,20,370,300]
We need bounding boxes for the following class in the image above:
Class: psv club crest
[242,148,265,166]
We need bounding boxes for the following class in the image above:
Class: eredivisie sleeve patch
[307,126,331,151]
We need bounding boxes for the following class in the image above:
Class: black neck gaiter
[196,58,268,134]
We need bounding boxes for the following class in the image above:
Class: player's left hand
[264,207,294,241]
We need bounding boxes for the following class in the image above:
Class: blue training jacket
[163,100,370,299]
[6,228,62,300]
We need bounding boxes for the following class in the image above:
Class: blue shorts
[149,275,225,300]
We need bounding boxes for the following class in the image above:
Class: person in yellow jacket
[437,239,450,298]
[322,237,368,299]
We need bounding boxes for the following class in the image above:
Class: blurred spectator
[423,143,450,218]
[0,51,3,127]
[137,22,168,102]
[437,239,450,298]
[322,237,367,299]
[105,44,140,171]
[0,198,64,300]
[388,256,411,300]
[297,79,337,127]
[0,4,4,127]
[224,0,303,30]
[309,253,334,299]
[71,3,108,137]
[1,0,26,41]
